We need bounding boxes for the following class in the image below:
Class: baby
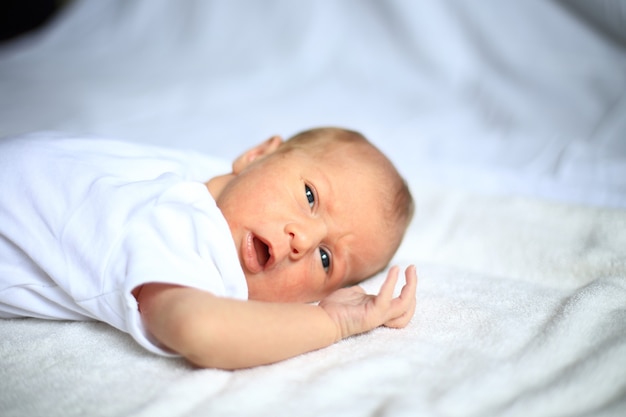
[0,127,416,369]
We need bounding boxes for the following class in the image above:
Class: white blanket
[1,1,625,416]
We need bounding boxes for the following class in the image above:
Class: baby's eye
[305,184,315,208]
[319,248,331,272]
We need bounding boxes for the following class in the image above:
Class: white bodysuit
[0,132,247,355]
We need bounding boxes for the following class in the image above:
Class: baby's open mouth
[253,236,270,267]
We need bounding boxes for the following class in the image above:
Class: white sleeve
[76,179,248,356]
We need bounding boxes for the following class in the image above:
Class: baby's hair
[280,127,414,279]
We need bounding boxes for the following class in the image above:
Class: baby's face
[214,145,392,302]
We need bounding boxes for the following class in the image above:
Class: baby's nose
[286,219,326,258]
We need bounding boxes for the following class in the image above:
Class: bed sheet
[0,1,625,416]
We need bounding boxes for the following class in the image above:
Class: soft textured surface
[1,1,625,416]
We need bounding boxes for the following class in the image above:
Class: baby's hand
[319,265,417,341]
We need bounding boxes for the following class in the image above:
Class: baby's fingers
[385,265,418,328]
[377,266,400,303]
[399,265,418,301]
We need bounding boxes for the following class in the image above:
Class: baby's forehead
[307,142,388,172]
[314,139,373,156]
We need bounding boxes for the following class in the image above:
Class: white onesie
[0,132,247,355]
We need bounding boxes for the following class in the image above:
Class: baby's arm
[135,266,417,369]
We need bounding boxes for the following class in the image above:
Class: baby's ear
[232,135,283,174]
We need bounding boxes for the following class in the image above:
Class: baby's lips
[243,232,263,274]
